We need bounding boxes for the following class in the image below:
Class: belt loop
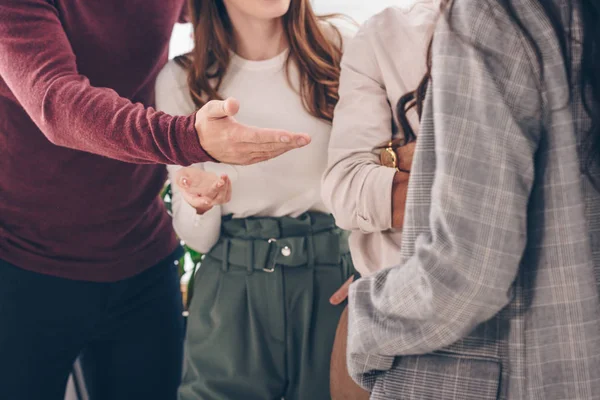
[263,238,278,273]
[246,240,254,275]
[221,239,230,273]
[307,234,315,269]
[306,213,315,269]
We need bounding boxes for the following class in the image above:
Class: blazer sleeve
[347,0,543,389]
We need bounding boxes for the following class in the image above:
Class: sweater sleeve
[167,164,223,254]
[157,61,222,254]
[0,0,211,165]
[321,19,397,233]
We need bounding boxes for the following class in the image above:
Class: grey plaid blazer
[347,1,600,399]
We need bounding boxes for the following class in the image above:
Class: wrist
[392,170,410,184]
[192,111,219,163]
[193,203,213,215]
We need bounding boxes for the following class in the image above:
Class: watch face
[380,147,398,169]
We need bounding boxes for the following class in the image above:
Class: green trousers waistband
[220,212,339,239]
[206,212,349,273]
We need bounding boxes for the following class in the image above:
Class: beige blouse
[322,3,437,276]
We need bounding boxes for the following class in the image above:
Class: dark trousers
[0,251,185,400]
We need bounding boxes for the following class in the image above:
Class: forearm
[39,79,206,165]
[0,0,211,165]
[323,160,396,232]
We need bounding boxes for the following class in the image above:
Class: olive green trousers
[179,212,353,400]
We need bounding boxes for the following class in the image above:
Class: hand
[195,98,312,165]
[395,140,416,172]
[174,167,232,214]
[329,276,355,306]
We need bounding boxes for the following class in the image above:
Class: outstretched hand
[195,98,312,165]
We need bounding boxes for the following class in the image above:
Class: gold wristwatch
[380,142,399,170]
[379,140,412,173]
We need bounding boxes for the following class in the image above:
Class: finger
[202,175,229,200]
[236,125,311,146]
[175,169,192,188]
[178,178,208,196]
[201,98,240,120]
[223,97,240,116]
[246,155,284,165]
[177,169,221,195]
[225,179,232,202]
[218,174,229,187]
[212,176,231,204]
[181,191,212,210]
[247,146,301,164]
[397,141,416,172]
[176,169,202,190]
[179,176,190,189]
[239,145,304,165]
[329,276,355,306]
[216,176,232,203]
[178,174,195,190]
[178,176,213,196]
[396,141,417,158]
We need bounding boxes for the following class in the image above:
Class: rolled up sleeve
[322,23,397,233]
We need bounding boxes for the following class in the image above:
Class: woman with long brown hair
[154,0,353,399]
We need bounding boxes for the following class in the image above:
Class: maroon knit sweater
[0,0,211,281]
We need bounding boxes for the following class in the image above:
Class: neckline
[230,49,289,71]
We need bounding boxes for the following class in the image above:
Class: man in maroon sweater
[0,1,309,399]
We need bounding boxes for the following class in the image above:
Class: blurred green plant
[161,182,202,309]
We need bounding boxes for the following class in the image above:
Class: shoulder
[366,3,438,29]
[156,59,188,94]
[435,0,541,72]
[340,4,437,81]
[436,0,526,41]
[155,58,196,115]
[432,0,542,117]
[319,17,357,52]
[358,4,437,52]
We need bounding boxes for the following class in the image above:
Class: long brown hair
[176,0,343,123]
